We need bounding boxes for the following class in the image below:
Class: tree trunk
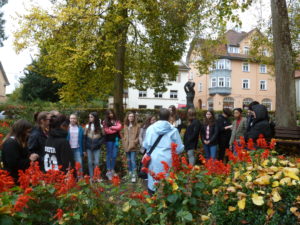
[113,7,128,120]
[271,0,297,127]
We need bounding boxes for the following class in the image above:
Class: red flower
[256,135,268,148]
[84,175,90,185]
[24,187,33,194]
[247,138,255,150]
[296,158,300,163]
[269,139,276,150]
[239,136,246,148]
[18,162,43,189]
[153,172,166,181]
[111,174,121,187]
[93,166,101,181]
[53,208,64,220]
[55,169,77,196]
[199,154,206,164]
[161,161,170,172]
[0,170,14,193]
[261,149,270,159]
[171,143,181,172]
[203,159,231,176]
[75,162,82,177]
[130,192,146,201]
[13,194,33,212]
[278,155,285,160]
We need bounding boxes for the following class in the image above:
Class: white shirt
[69,125,79,149]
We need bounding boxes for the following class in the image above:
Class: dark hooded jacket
[43,128,74,172]
[28,126,47,171]
[2,137,31,182]
[245,104,271,141]
[184,119,202,150]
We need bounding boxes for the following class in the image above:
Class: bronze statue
[184,81,195,109]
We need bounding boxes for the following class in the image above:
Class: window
[262,98,272,111]
[225,77,231,87]
[244,46,250,55]
[260,80,267,90]
[212,59,231,70]
[138,90,147,98]
[207,97,214,110]
[243,98,254,110]
[242,79,250,89]
[242,62,250,72]
[260,64,267,73]
[189,72,194,80]
[154,92,163,98]
[223,97,234,110]
[198,83,203,92]
[154,105,162,110]
[262,49,268,56]
[170,90,178,99]
[218,77,225,87]
[211,77,217,88]
[138,105,147,109]
[228,46,240,53]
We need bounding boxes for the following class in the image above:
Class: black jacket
[184,119,201,150]
[28,126,47,156]
[200,122,219,146]
[2,137,31,182]
[245,104,271,142]
[44,128,74,172]
[217,115,232,141]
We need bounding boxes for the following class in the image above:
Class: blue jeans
[126,152,136,172]
[204,144,218,160]
[87,149,101,177]
[72,148,83,172]
[106,142,118,171]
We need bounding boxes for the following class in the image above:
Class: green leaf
[167,194,178,203]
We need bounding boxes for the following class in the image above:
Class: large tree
[0,0,7,46]
[14,0,250,118]
[271,0,297,127]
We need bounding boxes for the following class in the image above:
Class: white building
[127,61,190,109]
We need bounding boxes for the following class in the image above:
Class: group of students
[1,110,123,183]
[185,101,273,164]
[1,101,272,188]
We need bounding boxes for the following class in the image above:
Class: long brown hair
[2,119,32,148]
[124,111,137,127]
[204,110,215,126]
[104,109,118,127]
[142,115,156,129]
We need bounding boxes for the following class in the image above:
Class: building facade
[0,62,9,102]
[126,61,190,109]
[187,29,276,111]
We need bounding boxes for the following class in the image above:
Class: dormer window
[228,46,240,54]
[243,46,249,55]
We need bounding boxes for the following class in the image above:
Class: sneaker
[131,174,136,183]
[106,171,113,181]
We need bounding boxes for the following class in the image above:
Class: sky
[0,0,270,94]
